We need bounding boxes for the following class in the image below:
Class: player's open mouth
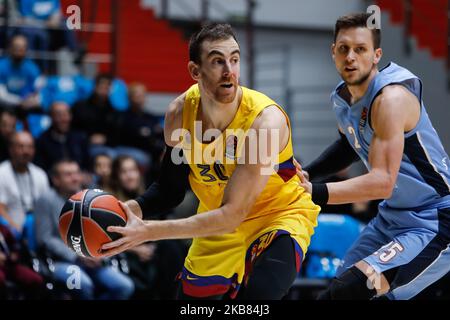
[220,83,233,88]
[345,67,357,72]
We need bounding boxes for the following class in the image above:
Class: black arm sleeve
[304,131,360,181]
[134,145,190,219]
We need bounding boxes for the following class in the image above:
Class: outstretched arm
[101,106,289,256]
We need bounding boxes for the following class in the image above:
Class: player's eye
[338,45,348,54]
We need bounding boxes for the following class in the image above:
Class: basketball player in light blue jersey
[297,13,450,300]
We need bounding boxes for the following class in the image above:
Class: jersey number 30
[197,163,229,182]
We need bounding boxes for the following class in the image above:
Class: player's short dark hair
[189,23,238,64]
[334,13,381,49]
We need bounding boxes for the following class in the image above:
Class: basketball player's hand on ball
[293,158,312,194]
[101,201,148,257]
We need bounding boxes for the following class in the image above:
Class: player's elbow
[220,204,248,233]
[372,170,396,199]
[379,183,394,199]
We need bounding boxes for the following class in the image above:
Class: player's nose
[346,49,356,62]
[223,61,232,75]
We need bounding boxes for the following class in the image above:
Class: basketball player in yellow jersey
[101,23,320,299]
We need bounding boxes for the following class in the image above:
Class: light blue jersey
[331,62,450,214]
[331,62,450,300]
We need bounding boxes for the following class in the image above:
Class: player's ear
[331,43,336,61]
[374,47,382,64]
[188,61,200,80]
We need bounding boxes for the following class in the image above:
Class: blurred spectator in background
[34,159,135,300]
[0,109,17,162]
[110,155,145,201]
[0,131,49,235]
[35,101,89,173]
[110,155,185,299]
[90,153,113,192]
[72,73,120,159]
[15,0,81,73]
[0,223,44,299]
[0,0,21,49]
[116,83,164,175]
[0,35,42,115]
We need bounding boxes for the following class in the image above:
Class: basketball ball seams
[89,194,127,221]
[81,217,112,256]
[84,216,114,243]
[69,190,84,202]
[90,209,126,241]
[59,201,74,220]
[66,197,82,249]
[59,199,75,246]
[59,199,75,218]
[83,189,105,218]
[70,189,93,257]
[90,207,127,224]
[79,190,95,257]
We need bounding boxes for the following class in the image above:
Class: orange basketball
[59,189,127,258]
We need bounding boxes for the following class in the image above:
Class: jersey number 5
[377,241,404,263]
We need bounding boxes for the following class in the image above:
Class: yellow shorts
[179,211,317,298]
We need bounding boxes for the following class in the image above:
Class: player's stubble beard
[342,63,376,87]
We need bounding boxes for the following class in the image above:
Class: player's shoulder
[371,84,420,132]
[164,92,186,146]
[165,92,185,121]
[373,84,417,111]
[378,84,411,99]
[252,105,287,130]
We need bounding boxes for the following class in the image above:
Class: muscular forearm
[326,169,393,204]
[143,206,237,240]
